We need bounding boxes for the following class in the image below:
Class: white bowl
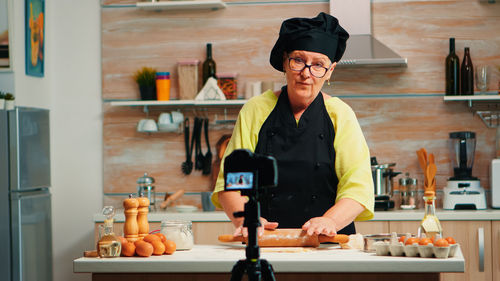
[170,111,184,124]
[138,119,158,132]
[158,122,179,132]
[158,112,172,124]
[175,205,198,213]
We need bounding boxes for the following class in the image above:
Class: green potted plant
[0,91,5,110]
[5,93,15,110]
[133,66,157,100]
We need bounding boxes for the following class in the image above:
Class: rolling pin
[218,228,349,247]
[159,189,185,209]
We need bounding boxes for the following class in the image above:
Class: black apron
[255,86,355,235]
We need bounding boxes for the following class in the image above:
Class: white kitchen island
[74,244,464,281]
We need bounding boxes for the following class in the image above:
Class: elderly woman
[211,12,374,237]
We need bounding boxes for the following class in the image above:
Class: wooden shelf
[443,93,500,101]
[136,0,227,11]
[108,99,246,107]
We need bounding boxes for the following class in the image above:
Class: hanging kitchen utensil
[181,118,193,175]
[202,118,212,175]
[194,117,204,171]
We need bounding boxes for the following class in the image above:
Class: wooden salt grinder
[123,194,139,242]
[137,194,150,238]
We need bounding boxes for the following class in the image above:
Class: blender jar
[449,131,476,180]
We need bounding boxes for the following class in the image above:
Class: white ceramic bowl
[170,111,184,124]
[138,119,158,132]
[158,112,172,124]
[175,205,198,213]
[158,122,179,132]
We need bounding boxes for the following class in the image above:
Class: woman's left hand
[302,216,337,236]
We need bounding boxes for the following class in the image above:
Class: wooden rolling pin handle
[218,234,243,243]
[318,234,349,244]
[160,189,185,209]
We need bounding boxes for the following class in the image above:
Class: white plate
[175,205,198,213]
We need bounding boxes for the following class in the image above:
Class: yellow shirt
[211,90,374,221]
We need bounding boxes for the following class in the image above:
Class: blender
[443,131,487,210]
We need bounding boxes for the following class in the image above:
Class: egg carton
[373,241,459,258]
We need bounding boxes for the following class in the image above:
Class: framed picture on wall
[0,0,12,70]
[25,0,44,77]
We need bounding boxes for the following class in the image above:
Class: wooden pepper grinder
[137,193,150,238]
[123,194,139,242]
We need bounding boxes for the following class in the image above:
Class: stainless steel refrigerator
[0,107,52,281]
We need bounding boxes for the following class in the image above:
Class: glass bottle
[97,206,121,258]
[445,38,460,96]
[460,47,474,95]
[202,43,217,86]
[418,191,442,239]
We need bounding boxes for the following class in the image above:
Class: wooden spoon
[416,148,428,174]
[426,163,437,192]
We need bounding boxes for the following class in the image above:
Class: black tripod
[229,196,276,281]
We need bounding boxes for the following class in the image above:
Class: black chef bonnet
[269,12,349,72]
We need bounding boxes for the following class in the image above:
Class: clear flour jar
[160,220,194,250]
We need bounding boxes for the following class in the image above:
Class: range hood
[330,0,407,67]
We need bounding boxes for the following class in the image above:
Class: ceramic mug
[201,192,215,212]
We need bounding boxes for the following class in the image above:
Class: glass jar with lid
[160,220,194,250]
[400,173,417,210]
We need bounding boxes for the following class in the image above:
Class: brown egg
[398,236,406,243]
[418,237,433,246]
[155,233,167,242]
[134,238,145,247]
[151,240,166,255]
[121,242,136,257]
[445,236,456,245]
[135,241,154,257]
[434,238,450,247]
[163,239,176,255]
[143,234,161,244]
[117,236,128,246]
[405,237,419,245]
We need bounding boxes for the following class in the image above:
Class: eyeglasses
[287,57,330,78]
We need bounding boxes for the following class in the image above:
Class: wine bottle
[202,43,217,86]
[445,38,460,96]
[460,47,474,95]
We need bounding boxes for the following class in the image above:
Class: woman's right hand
[233,217,279,237]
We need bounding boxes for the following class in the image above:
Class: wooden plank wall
[102,0,500,209]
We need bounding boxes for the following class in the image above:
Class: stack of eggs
[373,233,458,258]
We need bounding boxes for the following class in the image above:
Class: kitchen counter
[93,209,500,223]
[74,244,464,281]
